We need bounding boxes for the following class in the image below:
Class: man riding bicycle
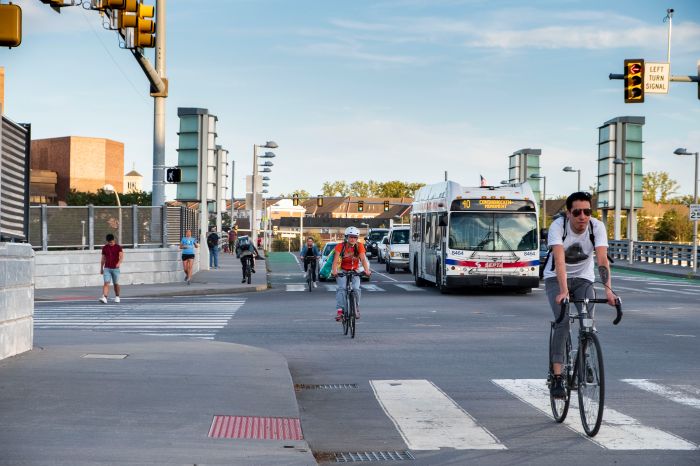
[543,191,616,399]
[331,226,371,321]
[235,235,259,283]
[300,237,321,288]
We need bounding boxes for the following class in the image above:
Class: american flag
[480,175,488,187]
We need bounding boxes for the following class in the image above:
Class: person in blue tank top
[180,229,199,285]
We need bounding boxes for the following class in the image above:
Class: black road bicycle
[242,255,254,285]
[336,270,364,339]
[548,292,622,437]
[304,256,318,292]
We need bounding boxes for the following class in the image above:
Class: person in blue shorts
[180,229,198,285]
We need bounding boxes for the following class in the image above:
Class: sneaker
[252,268,256,273]
[241,278,246,283]
[550,375,566,399]
[99,296,108,304]
[114,297,120,303]
[187,279,191,285]
[312,282,318,288]
[335,309,343,322]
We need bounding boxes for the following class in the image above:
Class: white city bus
[409,181,540,292]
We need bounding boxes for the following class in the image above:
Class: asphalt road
[31,253,700,465]
[221,253,699,465]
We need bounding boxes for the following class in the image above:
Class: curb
[34,285,269,302]
[611,263,700,280]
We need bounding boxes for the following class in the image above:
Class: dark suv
[364,228,389,259]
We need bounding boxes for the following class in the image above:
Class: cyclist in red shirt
[331,226,371,321]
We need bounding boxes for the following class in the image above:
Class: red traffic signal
[624,59,644,103]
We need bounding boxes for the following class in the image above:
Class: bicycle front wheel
[578,333,605,437]
[550,329,571,423]
[349,292,357,339]
[307,271,313,292]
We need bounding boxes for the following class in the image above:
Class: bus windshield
[448,212,538,251]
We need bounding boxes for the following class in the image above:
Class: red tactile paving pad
[208,416,304,440]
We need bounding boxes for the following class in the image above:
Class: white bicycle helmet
[344,226,360,237]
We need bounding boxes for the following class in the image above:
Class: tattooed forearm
[598,265,610,284]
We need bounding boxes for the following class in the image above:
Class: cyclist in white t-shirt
[543,191,617,398]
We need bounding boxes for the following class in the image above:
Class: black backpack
[539,216,613,279]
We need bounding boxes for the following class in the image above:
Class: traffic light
[317,195,323,207]
[165,167,181,183]
[0,4,21,48]
[383,200,390,211]
[39,0,63,13]
[272,225,278,235]
[358,201,364,212]
[624,59,644,103]
[293,194,299,206]
[135,1,155,48]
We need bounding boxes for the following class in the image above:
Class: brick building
[30,136,124,202]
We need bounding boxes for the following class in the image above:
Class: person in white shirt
[543,191,617,398]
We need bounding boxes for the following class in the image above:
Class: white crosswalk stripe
[493,379,697,450]
[622,379,700,409]
[34,298,245,340]
[394,283,426,292]
[371,379,505,450]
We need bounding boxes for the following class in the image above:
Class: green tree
[349,181,371,197]
[636,210,656,241]
[281,189,310,198]
[66,189,152,206]
[653,209,693,242]
[643,171,680,203]
[375,180,425,197]
[321,181,350,196]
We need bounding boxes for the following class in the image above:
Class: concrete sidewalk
[35,248,268,302]
[612,260,700,280]
[0,330,315,465]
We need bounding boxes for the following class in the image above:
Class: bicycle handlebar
[334,270,366,278]
[556,297,623,325]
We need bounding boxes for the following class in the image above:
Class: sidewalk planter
[0,243,34,360]
[34,247,198,289]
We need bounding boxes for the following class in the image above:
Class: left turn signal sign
[0,4,22,48]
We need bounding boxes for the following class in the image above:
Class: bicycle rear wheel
[549,327,571,422]
[349,292,357,339]
[578,333,605,436]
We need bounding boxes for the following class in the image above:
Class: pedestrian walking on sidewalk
[99,233,124,304]
[227,229,236,254]
[207,227,220,269]
[180,229,198,285]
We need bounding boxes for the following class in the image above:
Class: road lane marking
[370,379,505,450]
[394,284,426,292]
[374,271,399,282]
[611,286,654,294]
[622,379,700,409]
[493,379,697,450]
[361,284,385,292]
[286,284,307,291]
[647,287,698,296]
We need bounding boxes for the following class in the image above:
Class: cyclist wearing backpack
[235,235,259,283]
[331,226,372,321]
[543,192,616,399]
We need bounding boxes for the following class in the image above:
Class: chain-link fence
[28,205,199,250]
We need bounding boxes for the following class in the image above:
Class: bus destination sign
[451,199,535,212]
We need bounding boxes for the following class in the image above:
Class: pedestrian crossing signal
[358,201,364,212]
[166,167,181,183]
[624,59,644,103]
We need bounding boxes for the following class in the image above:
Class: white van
[385,226,410,273]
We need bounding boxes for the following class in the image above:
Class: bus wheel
[414,260,427,287]
[436,264,449,294]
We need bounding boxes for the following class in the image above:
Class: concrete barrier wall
[34,247,199,289]
[0,243,34,360]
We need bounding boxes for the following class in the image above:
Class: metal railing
[609,240,698,268]
[28,205,199,251]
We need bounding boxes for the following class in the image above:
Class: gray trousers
[336,274,361,310]
[545,277,595,364]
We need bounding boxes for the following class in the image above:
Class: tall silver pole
[666,8,673,64]
[542,177,547,230]
[230,159,235,228]
[629,160,634,264]
[577,170,581,192]
[251,144,258,242]
[693,152,698,273]
[152,0,166,209]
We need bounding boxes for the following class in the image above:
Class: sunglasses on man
[571,208,592,217]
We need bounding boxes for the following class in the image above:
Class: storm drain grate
[208,416,303,440]
[295,383,359,391]
[330,451,415,462]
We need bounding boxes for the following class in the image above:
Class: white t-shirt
[543,216,608,282]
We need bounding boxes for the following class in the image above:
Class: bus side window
[412,214,421,241]
[435,215,442,248]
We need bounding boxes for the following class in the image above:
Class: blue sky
[3,0,700,200]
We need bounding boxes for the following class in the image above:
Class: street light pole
[530,174,546,230]
[674,148,699,272]
[614,158,635,264]
[103,184,122,245]
[563,166,581,192]
[250,141,277,245]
